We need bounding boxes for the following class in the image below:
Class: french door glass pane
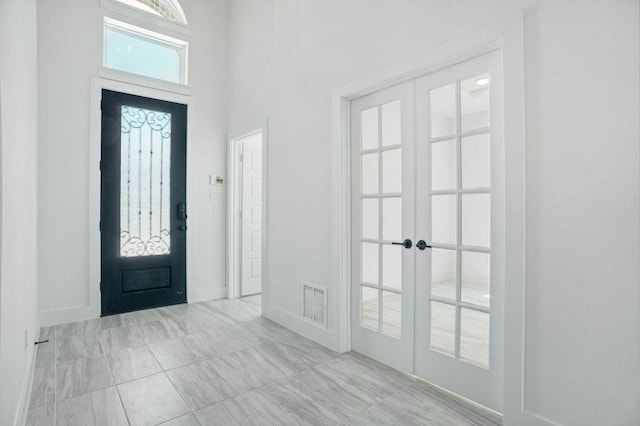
[461,74,490,132]
[382,197,402,241]
[361,107,379,150]
[461,194,491,247]
[461,134,490,189]
[382,244,401,290]
[461,251,490,308]
[430,301,455,355]
[381,100,401,146]
[431,194,457,244]
[431,139,456,191]
[361,286,379,331]
[430,84,456,138]
[361,199,379,240]
[382,149,402,193]
[460,308,489,367]
[431,248,456,300]
[361,153,379,194]
[382,291,401,338]
[120,105,171,257]
[361,242,379,284]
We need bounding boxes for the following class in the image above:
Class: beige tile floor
[27,295,500,425]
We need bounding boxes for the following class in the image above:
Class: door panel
[414,50,504,411]
[349,50,504,412]
[101,89,187,315]
[241,132,263,296]
[350,81,414,373]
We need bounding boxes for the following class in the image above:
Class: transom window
[115,0,187,23]
[103,17,188,84]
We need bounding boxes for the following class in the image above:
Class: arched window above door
[115,0,187,24]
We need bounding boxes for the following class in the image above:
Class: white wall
[0,0,40,423]
[37,0,229,325]
[227,0,639,425]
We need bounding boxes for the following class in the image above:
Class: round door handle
[178,225,187,231]
[416,240,431,250]
[391,239,412,249]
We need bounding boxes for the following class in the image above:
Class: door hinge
[99,221,102,232]
[100,281,103,291]
[99,160,102,171]
[239,154,243,162]
[100,100,103,111]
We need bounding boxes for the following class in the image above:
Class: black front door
[101,89,187,316]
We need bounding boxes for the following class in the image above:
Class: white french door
[350,82,415,373]
[351,51,504,411]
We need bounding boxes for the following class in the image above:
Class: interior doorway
[350,50,504,412]
[228,130,264,298]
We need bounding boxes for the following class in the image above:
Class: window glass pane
[431,140,456,191]
[461,251,490,308]
[382,291,401,338]
[381,100,401,146]
[382,244,401,290]
[431,249,456,301]
[430,84,456,138]
[462,134,490,189]
[361,286,379,331]
[361,242,379,285]
[361,107,379,151]
[430,301,455,355]
[461,74,490,132]
[381,197,401,241]
[382,149,402,193]
[116,0,182,21]
[431,194,457,245]
[461,194,490,247]
[361,153,379,195]
[104,24,184,84]
[120,105,171,257]
[460,308,489,368]
[361,199,379,240]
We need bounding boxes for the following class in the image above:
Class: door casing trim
[89,76,196,319]
[331,11,527,424]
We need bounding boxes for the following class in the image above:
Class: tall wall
[0,0,40,423]
[37,0,229,324]
[227,1,640,425]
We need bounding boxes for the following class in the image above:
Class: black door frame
[100,89,188,316]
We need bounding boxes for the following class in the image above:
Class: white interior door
[350,81,415,373]
[414,51,504,411]
[241,132,263,296]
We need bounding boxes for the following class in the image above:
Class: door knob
[416,240,431,250]
[177,225,187,231]
[391,239,412,249]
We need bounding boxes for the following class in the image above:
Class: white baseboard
[521,411,561,426]
[40,286,228,327]
[262,304,343,353]
[39,304,97,327]
[189,286,227,304]
[14,317,39,425]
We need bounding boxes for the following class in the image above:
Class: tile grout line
[53,325,57,426]
[98,324,133,426]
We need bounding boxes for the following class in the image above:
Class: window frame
[103,17,189,85]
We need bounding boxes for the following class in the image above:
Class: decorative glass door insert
[120,105,172,257]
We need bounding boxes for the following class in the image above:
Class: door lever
[416,240,431,250]
[177,202,187,221]
[391,239,412,249]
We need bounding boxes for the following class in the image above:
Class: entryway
[100,89,188,316]
[350,51,504,412]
